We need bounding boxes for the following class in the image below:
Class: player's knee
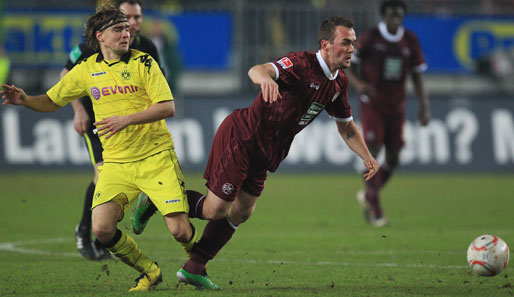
[202,206,229,221]
[92,223,116,243]
[164,213,192,241]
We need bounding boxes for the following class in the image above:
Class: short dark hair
[83,5,128,51]
[115,0,143,9]
[380,0,407,15]
[317,17,354,49]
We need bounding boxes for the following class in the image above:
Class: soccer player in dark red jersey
[347,0,430,227]
[133,16,379,289]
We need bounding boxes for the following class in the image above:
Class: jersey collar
[378,21,404,43]
[316,50,338,80]
[96,50,132,64]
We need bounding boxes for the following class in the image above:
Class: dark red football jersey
[352,22,426,114]
[230,51,352,172]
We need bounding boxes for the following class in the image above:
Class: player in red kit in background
[133,16,379,289]
[347,0,430,227]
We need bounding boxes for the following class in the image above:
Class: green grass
[0,172,513,296]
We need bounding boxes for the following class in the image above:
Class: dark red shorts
[203,115,267,201]
[360,103,405,149]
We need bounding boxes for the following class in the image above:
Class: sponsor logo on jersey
[222,183,235,195]
[277,57,293,69]
[90,85,139,100]
[91,87,101,100]
[309,82,320,90]
[332,92,340,102]
[165,199,181,204]
[121,69,131,80]
[91,71,107,77]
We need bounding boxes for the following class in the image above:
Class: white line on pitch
[0,237,468,269]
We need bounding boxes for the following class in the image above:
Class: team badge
[121,69,131,80]
[222,183,235,195]
[277,57,293,69]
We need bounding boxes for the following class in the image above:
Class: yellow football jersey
[47,49,174,163]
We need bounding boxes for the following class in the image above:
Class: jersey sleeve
[270,52,306,88]
[47,64,87,106]
[409,33,427,73]
[325,76,352,121]
[138,53,173,104]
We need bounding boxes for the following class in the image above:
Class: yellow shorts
[92,149,189,216]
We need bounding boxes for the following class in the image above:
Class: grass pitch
[0,172,513,296]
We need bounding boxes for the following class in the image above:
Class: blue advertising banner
[404,16,514,73]
[4,10,232,69]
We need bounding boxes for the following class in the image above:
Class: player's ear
[95,31,103,42]
[320,39,329,51]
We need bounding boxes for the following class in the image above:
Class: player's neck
[101,49,123,61]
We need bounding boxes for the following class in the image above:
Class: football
[467,234,510,276]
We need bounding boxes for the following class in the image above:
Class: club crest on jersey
[121,69,131,80]
[310,82,320,90]
[277,57,293,69]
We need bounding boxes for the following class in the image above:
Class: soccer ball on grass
[467,234,509,276]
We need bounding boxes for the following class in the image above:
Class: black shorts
[81,97,103,165]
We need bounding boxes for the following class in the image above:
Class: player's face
[119,2,143,45]
[325,26,356,71]
[101,22,130,57]
[383,6,405,33]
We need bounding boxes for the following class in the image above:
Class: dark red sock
[365,188,382,217]
[376,166,392,189]
[184,217,237,274]
[186,190,206,219]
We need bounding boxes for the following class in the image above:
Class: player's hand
[1,84,27,106]
[363,158,380,181]
[419,107,430,126]
[261,80,282,103]
[73,108,90,135]
[94,116,129,139]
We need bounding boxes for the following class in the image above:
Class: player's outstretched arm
[95,100,174,139]
[248,63,282,103]
[336,120,379,180]
[1,84,60,112]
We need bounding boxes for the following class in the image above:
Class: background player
[347,0,429,227]
[134,16,379,289]
[2,5,195,292]
[60,0,163,260]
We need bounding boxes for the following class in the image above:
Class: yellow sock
[108,231,154,273]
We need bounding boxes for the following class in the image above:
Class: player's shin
[175,223,197,259]
[185,216,238,273]
[105,229,154,273]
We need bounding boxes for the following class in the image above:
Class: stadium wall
[1,95,513,173]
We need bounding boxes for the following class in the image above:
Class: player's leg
[377,114,404,190]
[178,160,266,289]
[177,190,259,289]
[92,162,161,292]
[75,127,109,260]
[357,104,386,225]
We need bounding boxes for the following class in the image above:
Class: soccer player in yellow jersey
[1,5,196,292]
